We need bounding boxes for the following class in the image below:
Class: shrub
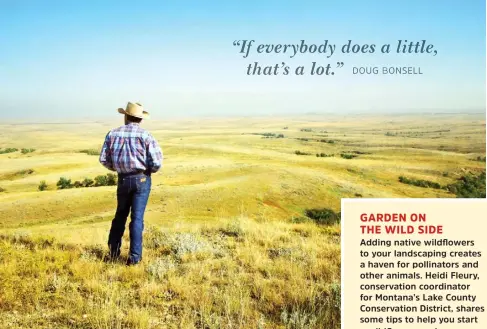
[0,187,5,193]
[93,173,117,186]
[219,219,245,237]
[295,150,311,156]
[290,216,311,224]
[94,175,108,186]
[38,181,48,191]
[0,148,18,154]
[80,149,100,156]
[316,153,333,158]
[319,139,335,144]
[18,169,34,175]
[147,258,177,280]
[168,233,212,258]
[280,286,340,329]
[446,171,486,198]
[300,128,313,132]
[82,178,94,187]
[253,132,285,139]
[144,226,169,249]
[350,150,371,155]
[329,281,341,319]
[268,247,293,259]
[21,148,36,154]
[305,208,340,225]
[55,175,116,189]
[340,153,356,159]
[56,177,72,189]
[398,176,442,189]
[472,156,486,162]
[106,173,117,186]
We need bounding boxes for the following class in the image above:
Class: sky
[0,0,485,119]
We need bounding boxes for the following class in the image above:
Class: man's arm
[146,134,163,173]
[99,132,115,171]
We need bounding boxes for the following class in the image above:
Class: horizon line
[1,109,486,125]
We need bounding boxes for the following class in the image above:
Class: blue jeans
[108,173,151,263]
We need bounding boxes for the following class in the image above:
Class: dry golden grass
[0,217,340,329]
[0,113,485,328]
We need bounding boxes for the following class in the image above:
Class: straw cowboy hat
[117,102,150,119]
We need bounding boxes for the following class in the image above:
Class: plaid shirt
[99,123,163,174]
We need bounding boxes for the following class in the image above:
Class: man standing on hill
[99,102,163,266]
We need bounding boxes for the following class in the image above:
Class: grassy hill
[0,113,485,328]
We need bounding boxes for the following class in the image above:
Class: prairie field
[0,113,485,329]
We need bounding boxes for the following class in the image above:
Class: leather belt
[118,170,146,178]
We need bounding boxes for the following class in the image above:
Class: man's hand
[99,132,115,171]
[146,133,163,173]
